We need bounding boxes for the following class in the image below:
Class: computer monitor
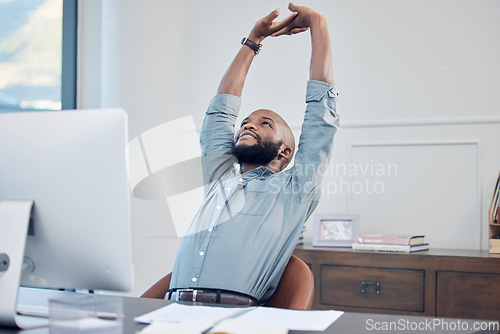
[0,108,134,328]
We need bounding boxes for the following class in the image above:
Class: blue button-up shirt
[169,80,339,304]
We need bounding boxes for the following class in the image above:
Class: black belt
[167,288,258,306]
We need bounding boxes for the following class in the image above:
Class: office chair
[264,255,314,310]
[140,272,172,299]
[140,255,314,310]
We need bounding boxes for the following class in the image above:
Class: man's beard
[231,135,282,166]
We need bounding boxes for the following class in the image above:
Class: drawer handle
[361,280,380,295]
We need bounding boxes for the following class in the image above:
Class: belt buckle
[176,288,203,302]
[175,288,193,302]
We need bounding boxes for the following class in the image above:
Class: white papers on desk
[208,318,288,334]
[134,303,247,324]
[138,321,212,334]
[235,307,343,331]
[138,319,288,334]
[135,303,343,332]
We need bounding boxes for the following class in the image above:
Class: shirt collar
[241,166,275,182]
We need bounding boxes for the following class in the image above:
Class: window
[0,0,76,111]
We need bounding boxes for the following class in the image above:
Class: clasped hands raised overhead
[249,3,326,43]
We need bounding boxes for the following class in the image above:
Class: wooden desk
[294,244,500,320]
[0,295,497,334]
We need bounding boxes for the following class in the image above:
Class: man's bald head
[250,109,295,159]
[233,109,295,172]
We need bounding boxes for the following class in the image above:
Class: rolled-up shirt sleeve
[200,94,241,184]
[292,80,340,200]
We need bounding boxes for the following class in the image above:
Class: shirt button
[226,187,231,191]
[216,205,221,210]
[199,251,204,256]
[192,277,197,282]
[208,227,213,232]
[239,178,243,182]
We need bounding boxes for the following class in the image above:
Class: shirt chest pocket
[236,181,273,216]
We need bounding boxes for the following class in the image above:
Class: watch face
[320,220,353,241]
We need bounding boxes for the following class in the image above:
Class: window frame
[61,0,78,110]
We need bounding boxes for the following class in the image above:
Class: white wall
[78,0,500,296]
[78,0,186,297]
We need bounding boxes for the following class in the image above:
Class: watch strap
[241,37,262,55]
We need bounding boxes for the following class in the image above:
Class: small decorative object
[312,214,360,247]
[489,171,500,253]
[49,295,123,334]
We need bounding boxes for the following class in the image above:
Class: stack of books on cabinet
[489,171,500,253]
[352,234,429,253]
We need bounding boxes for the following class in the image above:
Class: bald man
[145,4,340,306]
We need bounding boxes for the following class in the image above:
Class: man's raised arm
[273,4,339,197]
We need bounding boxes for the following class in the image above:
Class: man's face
[232,110,284,165]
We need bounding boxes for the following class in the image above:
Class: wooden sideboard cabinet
[293,244,500,320]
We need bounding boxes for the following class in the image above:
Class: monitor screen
[0,109,134,293]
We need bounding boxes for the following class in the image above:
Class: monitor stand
[0,200,48,329]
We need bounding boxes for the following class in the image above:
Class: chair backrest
[140,255,315,310]
[140,272,172,299]
[264,255,314,310]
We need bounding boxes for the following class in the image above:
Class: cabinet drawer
[320,265,424,312]
[436,271,500,320]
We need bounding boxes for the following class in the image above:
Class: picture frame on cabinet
[312,214,360,247]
